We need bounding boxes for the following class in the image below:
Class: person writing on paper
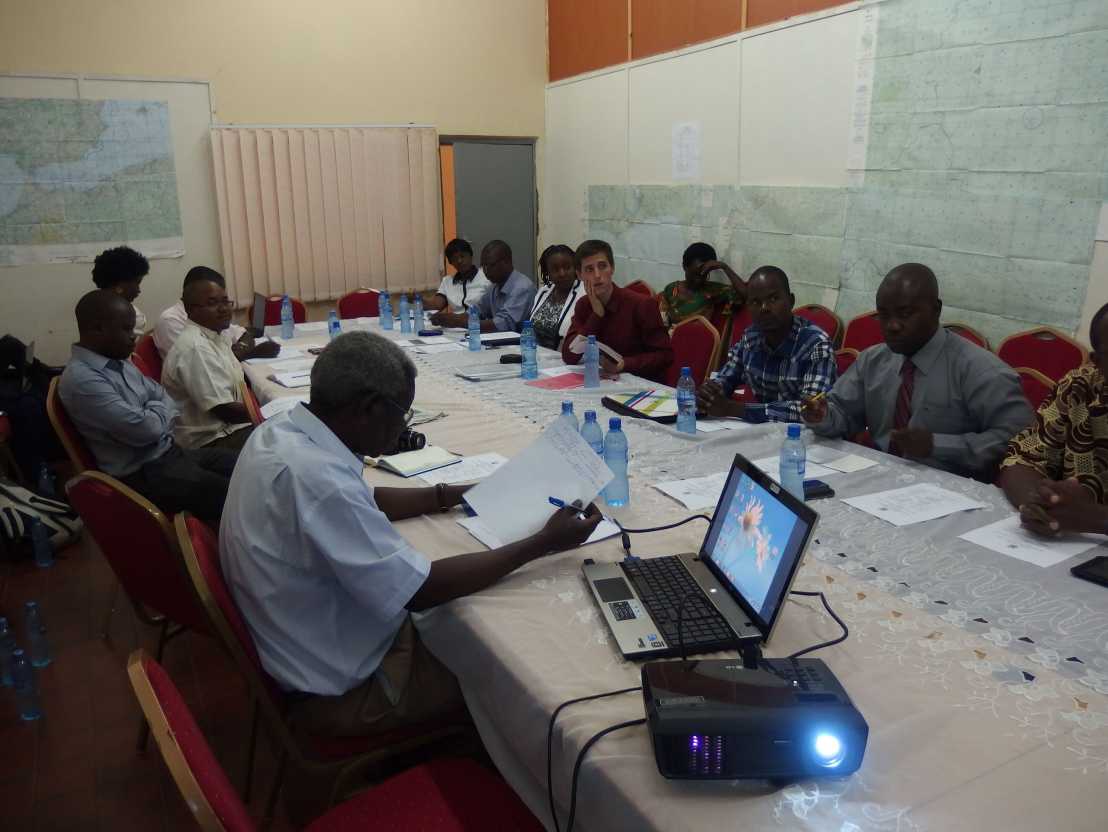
[424,238,492,313]
[696,266,835,423]
[154,266,280,361]
[529,244,585,350]
[560,239,673,383]
[220,331,601,739]
[999,304,1108,536]
[58,290,238,527]
[429,240,535,332]
[92,246,150,338]
[801,263,1031,481]
[659,243,746,326]
[161,276,256,452]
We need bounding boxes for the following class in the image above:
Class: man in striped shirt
[696,266,836,423]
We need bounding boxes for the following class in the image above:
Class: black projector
[642,657,868,780]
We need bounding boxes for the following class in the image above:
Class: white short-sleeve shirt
[435,269,491,312]
[161,320,248,449]
[154,300,246,359]
[219,404,431,696]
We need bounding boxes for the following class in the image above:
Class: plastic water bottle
[580,410,604,455]
[399,295,411,333]
[327,310,342,340]
[380,291,394,330]
[520,321,538,380]
[414,295,424,329]
[0,617,16,686]
[583,335,600,388]
[36,463,56,499]
[676,366,697,435]
[467,305,482,351]
[30,517,54,569]
[779,423,806,501]
[11,650,40,721]
[24,601,50,668]
[280,294,294,340]
[603,417,630,507]
[559,400,578,432]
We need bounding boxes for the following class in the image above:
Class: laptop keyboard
[622,557,737,655]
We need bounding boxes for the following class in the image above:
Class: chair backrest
[997,327,1085,382]
[1016,366,1056,411]
[623,280,653,297]
[132,333,163,382]
[336,288,380,319]
[46,377,96,473]
[128,650,256,832]
[665,315,720,388]
[794,305,843,347]
[727,304,754,349]
[944,322,990,351]
[241,383,263,426]
[841,311,884,352]
[835,347,859,377]
[263,296,307,326]
[66,472,211,634]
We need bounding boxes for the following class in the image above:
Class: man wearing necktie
[802,264,1032,481]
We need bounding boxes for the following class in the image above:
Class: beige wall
[0,0,547,134]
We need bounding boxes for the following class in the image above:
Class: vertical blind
[210,126,443,304]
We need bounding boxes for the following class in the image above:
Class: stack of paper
[842,483,987,526]
[695,419,756,434]
[269,371,312,389]
[458,515,621,550]
[959,515,1103,568]
[749,455,838,480]
[653,471,729,510]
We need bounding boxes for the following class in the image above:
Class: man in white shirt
[220,331,600,738]
[154,266,280,361]
[161,277,254,451]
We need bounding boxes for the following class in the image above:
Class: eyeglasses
[377,393,415,427]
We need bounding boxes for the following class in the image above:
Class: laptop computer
[250,292,268,337]
[583,453,819,659]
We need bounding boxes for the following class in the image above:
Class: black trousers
[120,444,238,529]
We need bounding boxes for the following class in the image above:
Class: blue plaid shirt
[716,316,837,423]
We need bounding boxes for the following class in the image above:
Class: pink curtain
[210,126,443,303]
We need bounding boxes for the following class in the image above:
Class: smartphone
[499,354,523,364]
[1071,556,1108,588]
[803,479,835,500]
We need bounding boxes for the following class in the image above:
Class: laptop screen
[699,454,817,640]
[251,293,267,334]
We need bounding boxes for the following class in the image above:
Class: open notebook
[368,446,460,478]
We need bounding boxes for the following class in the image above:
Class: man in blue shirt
[696,266,836,423]
[57,290,238,527]
[430,239,535,333]
[220,331,600,738]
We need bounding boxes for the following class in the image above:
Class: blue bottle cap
[584,410,596,421]
[787,423,802,438]
[609,417,622,430]
[681,366,691,376]
[587,334,597,343]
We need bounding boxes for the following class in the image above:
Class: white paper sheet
[540,365,582,378]
[843,484,987,527]
[822,454,880,473]
[458,515,620,550]
[696,419,757,434]
[265,357,316,372]
[462,418,615,544]
[259,394,309,419]
[958,515,1103,568]
[749,456,838,480]
[653,471,729,510]
[270,371,312,389]
[244,347,305,364]
[411,342,465,354]
[418,453,508,485]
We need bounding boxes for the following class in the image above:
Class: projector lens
[813,733,844,768]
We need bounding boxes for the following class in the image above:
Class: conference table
[244,319,1108,832]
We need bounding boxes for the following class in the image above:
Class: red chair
[835,348,859,377]
[46,377,97,473]
[175,514,469,821]
[127,650,543,832]
[241,383,264,426]
[998,327,1085,383]
[944,322,990,351]
[726,304,754,351]
[841,311,884,353]
[336,288,380,319]
[1016,366,1056,411]
[623,280,653,297]
[665,315,721,388]
[132,332,163,382]
[263,296,307,326]
[795,304,843,347]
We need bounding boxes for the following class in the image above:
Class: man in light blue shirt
[430,239,535,333]
[219,331,600,738]
[58,290,238,527]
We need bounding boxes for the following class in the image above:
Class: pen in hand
[548,496,588,520]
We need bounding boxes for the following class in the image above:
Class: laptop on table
[583,453,819,659]
[250,292,268,337]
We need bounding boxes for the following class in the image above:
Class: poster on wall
[0,97,185,266]
[671,121,701,181]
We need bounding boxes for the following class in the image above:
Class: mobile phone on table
[1071,556,1108,588]
[803,479,835,500]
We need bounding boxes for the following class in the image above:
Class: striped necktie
[889,358,915,456]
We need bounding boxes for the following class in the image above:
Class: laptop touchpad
[594,577,634,603]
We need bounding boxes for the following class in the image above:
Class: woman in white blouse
[425,238,491,313]
[529,244,585,350]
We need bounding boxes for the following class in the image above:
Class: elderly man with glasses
[162,275,256,452]
[219,331,602,745]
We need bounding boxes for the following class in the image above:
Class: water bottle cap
[681,366,691,376]
[787,423,802,438]
[561,401,573,413]
[12,648,24,658]
[609,417,622,430]
[0,616,7,628]
[25,601,37,609]
[587,334,597,343]
[584,410,596,421]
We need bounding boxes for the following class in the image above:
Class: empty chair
[944,322,990,351]
[1016,366,1056,411]
[795,304,843,347]
[997,326,1085,383]
[263,295,307,326]
[337,288,380,319]
[46,377,97,473]
[841,311,884,353]
[664,315,721,387]
[835,348,860,377]
[132,332,164,382]
[623,280,653,297]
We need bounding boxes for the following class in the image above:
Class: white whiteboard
[628,42,740,184]
[0,75,218,363]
